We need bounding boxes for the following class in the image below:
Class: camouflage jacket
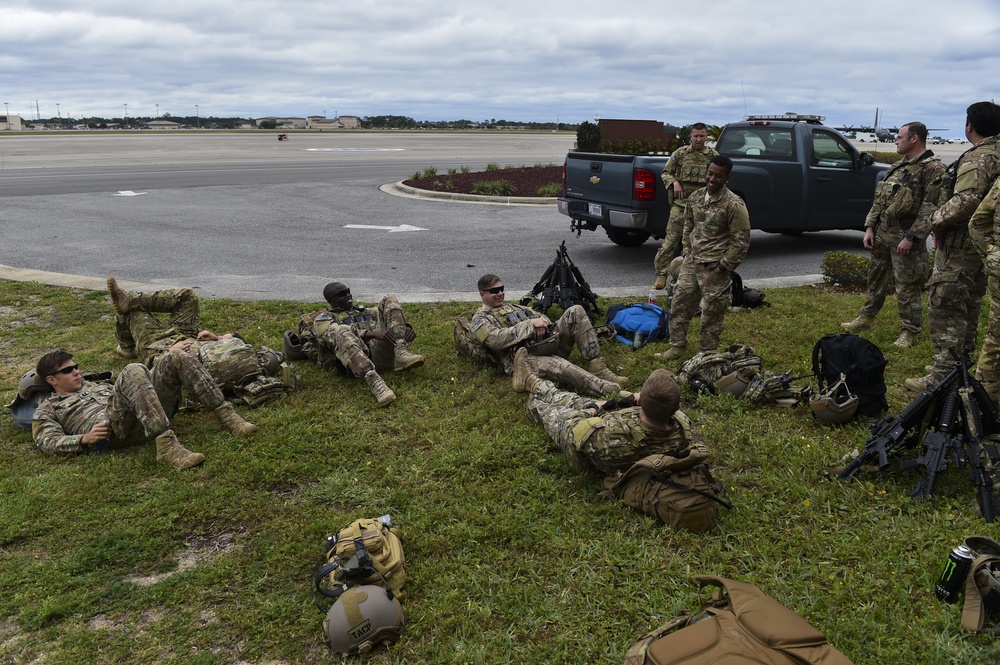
[570,407,693,475]
[970,177,1000,266]
[866,150,945,242]
[661,145,719,197]
[32,382,110,455]
[299,307,379,341]
[470,303,550,374]
[933,135,1000,237]
[682,185,751,269]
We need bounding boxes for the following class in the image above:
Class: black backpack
[730,271,768,309]
[811,333,888,416]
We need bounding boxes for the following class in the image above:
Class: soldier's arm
[32,409,86,455]
[470,312,534,352]
[970,179,1000,258]
[932,154,1000,233]
[720,202,752,271]
[660,148,683,188]
[909,161,946,241]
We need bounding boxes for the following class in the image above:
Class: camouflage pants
[927,231,986,380]
[977,277,1000,386]
[669,259,733,351]
[552,304,602,362]
[526,355,611,397]
[316,295,410,378]
[107,363,172,444]
[114,287,200,365]
[652,202,686,276]
[526,378,596,472]
[151,349,227,417]
[859,226,930,333]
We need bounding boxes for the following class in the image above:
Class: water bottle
[648,289,658,305]
[93,418,111,453]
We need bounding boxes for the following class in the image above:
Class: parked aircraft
[835,108,947,143]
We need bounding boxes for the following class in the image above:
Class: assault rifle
[522,241,601,320]
[838,360,963,481]
[903,391,960,499]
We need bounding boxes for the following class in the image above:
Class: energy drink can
[935,544,975,603]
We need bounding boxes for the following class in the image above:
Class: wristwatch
[905,233,917,242]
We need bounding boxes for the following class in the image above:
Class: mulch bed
[402,165,562,197]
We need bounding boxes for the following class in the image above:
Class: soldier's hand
[672,182,684,199]
[402,326,416,343]
[170,339,195,351]
[652,276,667,290]
[896,238,913,256]
[863,228,875,250]
[82,420,111,445]
[197,330,219,341]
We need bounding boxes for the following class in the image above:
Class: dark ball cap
[640,369,680,424]
[323,282,348,304]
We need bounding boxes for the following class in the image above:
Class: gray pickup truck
[556,113,889,246]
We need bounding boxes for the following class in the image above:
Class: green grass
[1,280,998,664]
[536,183,563,197]
[471,180,516,196]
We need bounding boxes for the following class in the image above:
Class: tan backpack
[601,446,731,533]
[624,576,854,665]
[314,517,407,602]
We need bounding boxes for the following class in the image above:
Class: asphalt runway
[0,132,964,302]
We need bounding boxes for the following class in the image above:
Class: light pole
[155,103,159,119]
[123,103,128,128]
[195,104,200,129]
[4,102,9,130]
[56,103,60,119]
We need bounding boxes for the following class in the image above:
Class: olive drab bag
[601,445,731,533]
[197,337,262,391]
[961,536,1000,634]
[453,316,503,370]
[315,518,407,601]
[623,576,855,665]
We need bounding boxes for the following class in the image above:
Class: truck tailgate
[563,152,637,205]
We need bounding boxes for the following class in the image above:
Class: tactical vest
[484,304,538,328]
[675,146,716,188]
[196,338,262,391]
[872,152,938,226]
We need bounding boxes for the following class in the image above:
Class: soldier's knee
[120,362,153,384]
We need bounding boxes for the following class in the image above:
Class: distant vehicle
[853,132,880,143]
[556,113,889,245]
[930,137,945,144]
[948,138,967,144]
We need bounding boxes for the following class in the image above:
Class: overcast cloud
[2,0,998,137]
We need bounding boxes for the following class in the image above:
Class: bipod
[521,241,601,320]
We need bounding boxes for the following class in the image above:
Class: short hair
[37,349,73,378]
[709,154,734,175]
[322,281,349,304]
[966,101,1000,138]
[477,274,501,291]
[639,369,680,425]
[901,121,928,143]
[691,123,708,132]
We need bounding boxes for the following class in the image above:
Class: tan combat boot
[588,357,628,386]
[114,344,137,359]
[512,347,540,394]
[106,277,136,315]
[841,315,876,332]
[393,345,425,372]
[365,370,396,407]
[155,429,205,469]
[654,345,687,361]
[893,330,918,348]
[213,402,257,436]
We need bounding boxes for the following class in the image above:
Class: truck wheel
[605,229,650,247]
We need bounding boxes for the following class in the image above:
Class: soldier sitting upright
[471,273,627,396]
[295,282,424,407]
[516,351,691,474]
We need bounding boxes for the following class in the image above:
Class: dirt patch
[403,165,562,197]
[124,531,241,587]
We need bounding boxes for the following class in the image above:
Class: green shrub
[868,150,903,165]
[446,167,457,175]
[576,120,601,152]
[445,180,454,190]
[601,138,673,155]
[422,166,438,177]
[409,171,422,181]
[536,183,562,197]
[472,179,516,196]
[485,162,500,171]
[821,251,870,289]
[460,165,471,173]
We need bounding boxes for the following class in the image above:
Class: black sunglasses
[332,288,351,298]
[50,363,79,376]
[483,285,505,294]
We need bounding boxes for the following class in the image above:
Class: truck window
[718,128,793,160]
[811,131,854,168]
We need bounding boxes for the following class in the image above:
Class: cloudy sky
[2,0,998,137]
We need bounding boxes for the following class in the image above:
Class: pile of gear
[312,516,407,655]
[675,343,812,408]
[935,536,1000,634]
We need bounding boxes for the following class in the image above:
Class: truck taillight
[562,160,567,194]
[632,168,656,201]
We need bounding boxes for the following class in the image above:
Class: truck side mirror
[856,152,875,170]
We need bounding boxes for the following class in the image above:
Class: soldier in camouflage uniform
[652,123,718,292]
[32,349,206,469]
[906,102,1000,392]
[656,155,751,361]
[518,354,691,474]
[298,282,424,408]
[841,122,945,347]
[471,273,627,394]
[106,278,258,435]
[969,159,1000,402]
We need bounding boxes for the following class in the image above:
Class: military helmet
[323,585,404,655]
[282,330,309,361]
[256,346,283,376]
[668,256,684,279]
[10,370,50,408]
[715,371,750,396]
[809,374,858,423]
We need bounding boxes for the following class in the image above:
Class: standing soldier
[969,168,1000,401]
[841,122,945,347]
[906,102,1000,392]
[652,123,718,291]
[656,155,751,361]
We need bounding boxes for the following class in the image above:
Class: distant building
[146,120,183,130]
[1,114,23,131]
[307,115,361,129]
[256,116,308,129]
